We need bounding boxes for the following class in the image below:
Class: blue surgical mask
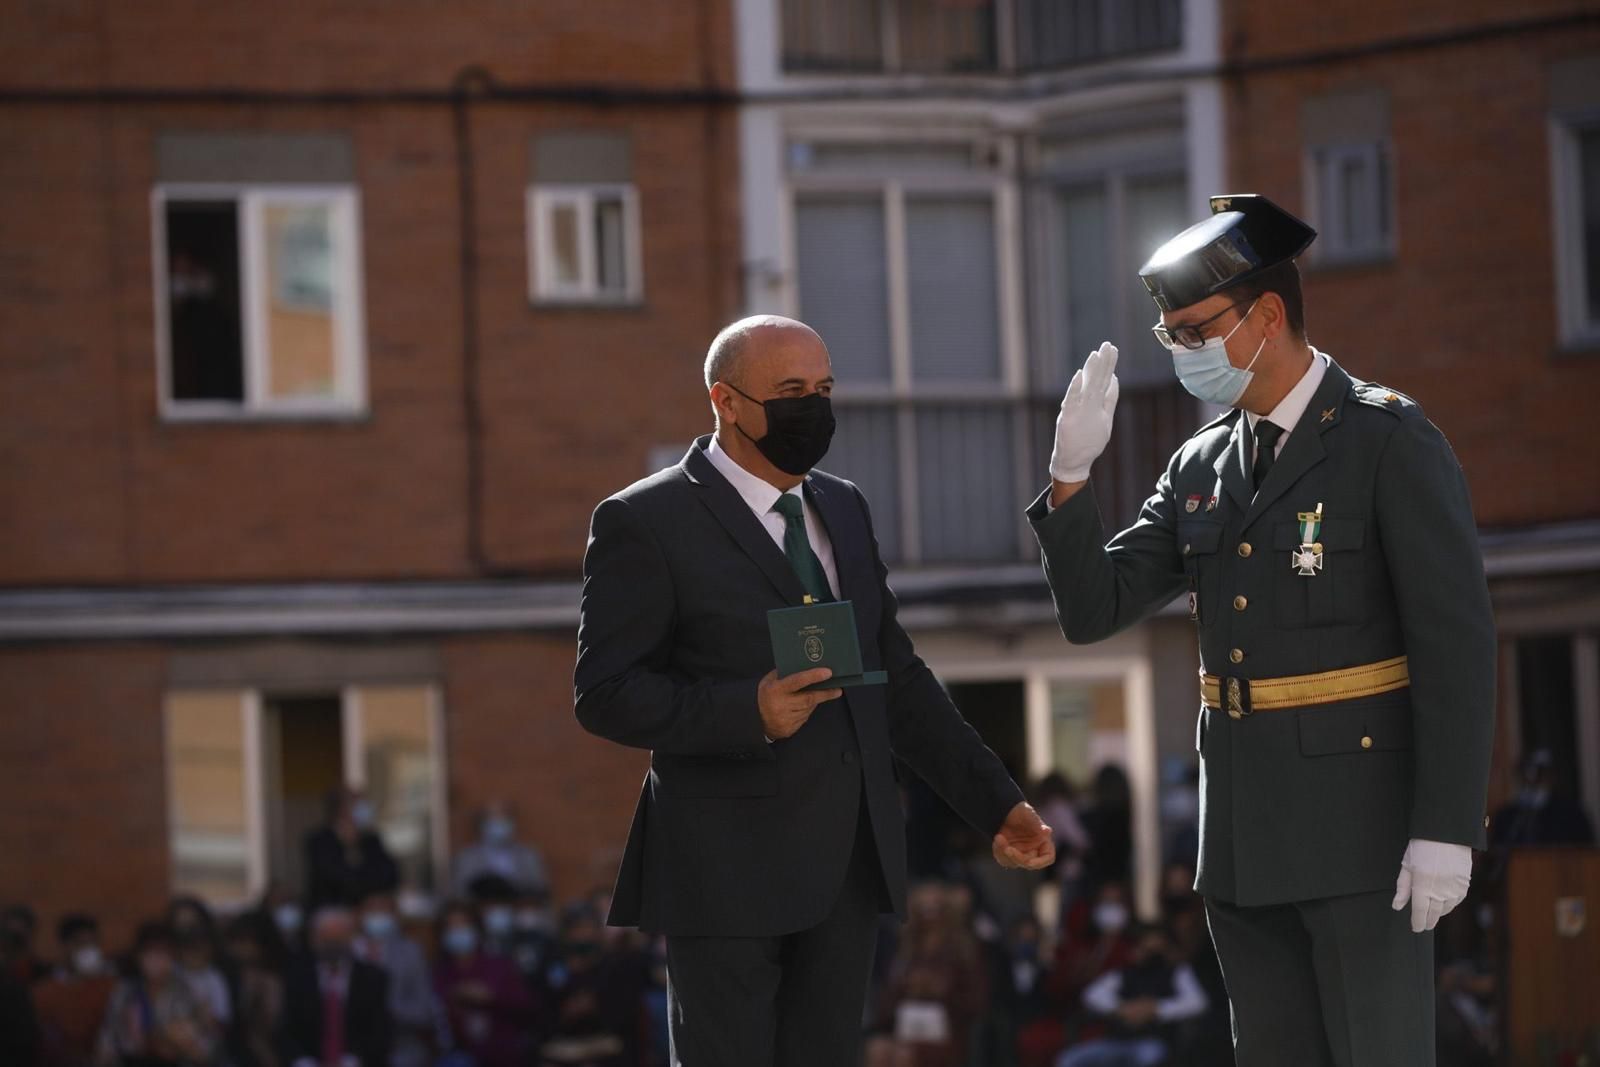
[483,817,515,845]
[1171,299,1265,407]
[483,907,515,937]
[443,926,478,957]
[362,912,397,940]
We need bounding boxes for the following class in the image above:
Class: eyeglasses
[1151,299,1253,351]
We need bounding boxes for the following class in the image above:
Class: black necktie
[1252,420,1284,491]
[772,493,832,603]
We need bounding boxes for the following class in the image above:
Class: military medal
[1292,502,1324,577]
[1185,494,1201,514]
[1204,496,1218,512]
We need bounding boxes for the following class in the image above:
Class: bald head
[704,315,826,392]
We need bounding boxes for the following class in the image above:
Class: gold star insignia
[1320,408,1335,423]
[1212,197,1232,212]
[1384,392,1400,403]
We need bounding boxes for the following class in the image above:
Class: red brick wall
[0,644,171,950]
[0,105,738,585]
[1223,10,1600,526]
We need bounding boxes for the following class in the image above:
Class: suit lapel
[1213,412,1252,515]
[1241,359,1354,532]
[682,438,809,605]
[803,475,863,602]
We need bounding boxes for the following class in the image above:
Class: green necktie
[772,493,832,603]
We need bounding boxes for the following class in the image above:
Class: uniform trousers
[1205,887,1435,1067]
[664,787,887,1067]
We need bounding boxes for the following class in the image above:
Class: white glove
[1049,342,1120,483]
[1392,838,1473,933]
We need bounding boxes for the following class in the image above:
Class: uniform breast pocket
[1178,521,1224,624]
[1272,518,1367,628]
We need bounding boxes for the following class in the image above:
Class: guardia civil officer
[1027,194,1495,1066]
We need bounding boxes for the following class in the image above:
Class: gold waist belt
[1201,655,1410,717]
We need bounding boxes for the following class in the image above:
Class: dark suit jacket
[1029,358,1495,906]
[575,436,1024,937]
[279,957,392,1067]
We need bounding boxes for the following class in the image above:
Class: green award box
[767,600,889,691]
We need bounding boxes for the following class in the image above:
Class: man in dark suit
[575,315,1055,1066]
[280,906,392,1067]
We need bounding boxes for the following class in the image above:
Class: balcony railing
[781,0,1181,76]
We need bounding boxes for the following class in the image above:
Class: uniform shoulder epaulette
[1351,381,1423,419]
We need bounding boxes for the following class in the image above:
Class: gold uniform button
[1313,541,1324,554]
[1233,595,1248,611]
[1229,648,1244,664]
[1361,736,1374,750]
[1237,542,1253,558]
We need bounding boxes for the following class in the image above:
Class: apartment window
[1550,57,1600,348]
[1014,0,1183,69]
[1309,143,1394,263]
[781,0,997,74]
[1029,109,1200,528]
[1302,89,1395,265]
[164,684,446,906]
[156,187,365,417]
[529,131,641,305]
[790,138,1027,565]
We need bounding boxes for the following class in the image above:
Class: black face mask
[726,383,836,476]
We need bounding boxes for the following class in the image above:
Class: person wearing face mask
[96,921,219,1067]
[1028,193,1496,1067]
[304,788,400,911]
[279,906,391,1067]
[32,913,116,1067]
[353,892,438,1067]
[575,314,1054,1066]
[431,903,534,1067]
[452,804,550,898]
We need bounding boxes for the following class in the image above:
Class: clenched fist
[758,667,843,741]
[993,802,1056,870]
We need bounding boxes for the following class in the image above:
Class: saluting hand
[993,801,1056,870]
[1050,341,1120,490]
[758,668,843,740]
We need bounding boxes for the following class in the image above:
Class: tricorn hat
[1138,194,1316,312]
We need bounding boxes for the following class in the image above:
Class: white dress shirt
[1245,347,1329,462]
[705,436,840,600]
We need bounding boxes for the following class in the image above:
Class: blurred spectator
[4,904,51,983]
[1034,773,1093,916]
[279,906,391,1067]
[466,875,521,959]
[1436,960,1497,1067]
[221,914,284,1067]
[1057,923,1208,1067]
[97,921,220,1067]
[453,803,550,898]
[1158,760,1201,870]
[305,788,400,910]
[1047,881,1136,1023]
[1079,767,1132,891]
[256,886,306,966]
[0,910,42,1065]
[1489,748,1596,849]
[166,898,232,1032]
[985,914,1052,1067]
[506,887,561,990]
[1158,864,1230,1066]
[640,937,669,1067]
[537,907,629,1067]
[355,891,439,1067]
[433,901,534,1067]
[33,912,117,1067]
[868,882,988,1067]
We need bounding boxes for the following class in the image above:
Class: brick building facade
[1,0,740,940]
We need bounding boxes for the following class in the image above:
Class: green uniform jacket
[1027,356,1495,906]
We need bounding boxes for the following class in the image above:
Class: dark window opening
[166,200,245,402]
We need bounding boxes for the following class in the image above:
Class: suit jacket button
[1229,648,1244,664]
[1237,542,1253,558]
[1233,595,1248,611]
[1360,736,1374,750]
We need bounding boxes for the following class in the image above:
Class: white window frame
[151,184,368,421]
[1305,140,1396,265]
[1550,112,1600,348]
[163,683,448,908]
[784,133,1029,563]
[527,184,644,305]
